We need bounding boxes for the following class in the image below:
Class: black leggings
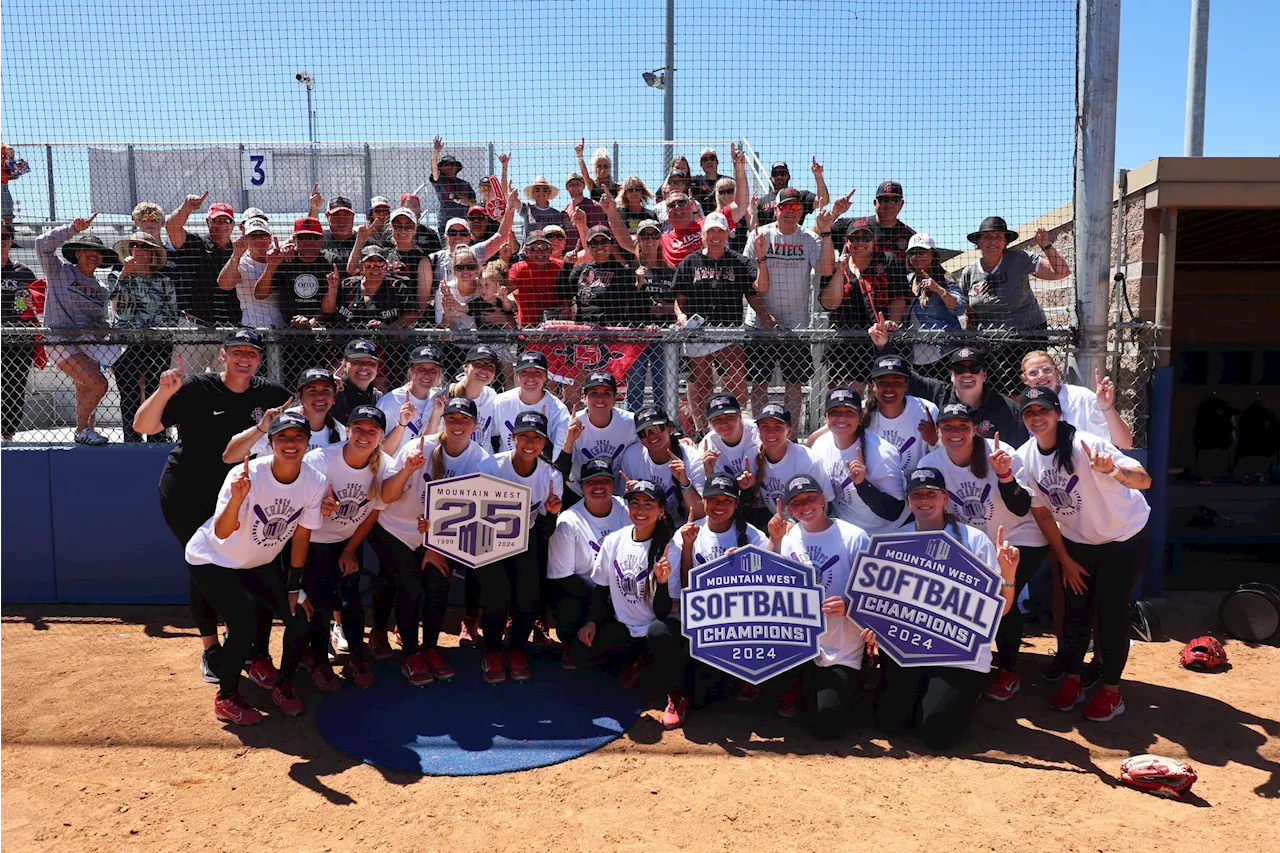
[187,561,309,699]
[1,338,32,437]
[367,525,448,654]
[114,342,172,444]
[549,575,594,646]
[1062,525,1149,685]
[799,661,860,740]
[570,617,689,691]
[473,549,541,653]
[994,544,1049,672]
[305,541,364,659]
[874,657,988,751]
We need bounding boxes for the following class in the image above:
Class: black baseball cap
[512,411,549,438]
[625,479,665,504]
[443,396,479,419]
[410,345,443,365]
[586,224,614,243]
[347,404,387,431]
[1019,386,1062,414]
[756,403,792,426]
[706,393,741,418]
[524,230,552,248]
[327,196,355,213]
[583,371,617,392]
[516,350,548,372]
[580,458,615,483]
[847,217,875,237]
[268,411,309,436]
[949,346,988,368]
[777,188,806,206]
[824,387,862,412]
[465,344,501,365]
[770,161,789,174]
[875,181,905,198]
[869,355,911,380]
[634,406,670,432]
[702,473,740,499]
[905,466,947,494]
[223,328,263,351]
[296,367,337,392]
[360,245,388,262]
[343,339,380,361]
[783,474,823,504]
[937,402,975,422]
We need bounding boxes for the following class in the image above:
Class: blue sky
[2,0,1275,248]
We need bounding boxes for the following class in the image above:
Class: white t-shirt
[698,419,761,480]
[779,519,870,669]
[378,436,500,549]
[1015,430,1150,545]
[235,255,285,329]
[251,409,346,457]
[547,497,629,583]
[666,518,769,572]
[492,388,571,460]
[590,526,682,637]
[809,430,906,534]
[745,223,822,329]
[617,440,707,521]
[434,280,480,328]
[303,443,393,545]
[185,457,326,569]
[1056,383,1112,443]
[917,441,1047,548]
[566,408,637,494]
[494,450,563,519]
[377,386,439,454]
[752,441,834,511]
[867,396,939,475]
[441,385,498,449]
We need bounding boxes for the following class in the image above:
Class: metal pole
[663,0,675,173]
[307,85,319,189]
[1184,0,1210,156]
[45,144,56,221]
[362,144,373,211]
[126,145,139,210]
[1154,209,1177,370]
[613,141,620,178]
[1074,0,1121,390]
[488,142,495,180]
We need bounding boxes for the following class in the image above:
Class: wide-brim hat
[439,154,464,171]
[523,176,561,201]
[113,231,169,269]
[967,216,1018,245]
[61,233,119,265]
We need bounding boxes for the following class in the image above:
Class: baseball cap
[268,411,309,437]
[783,474,823,504]
[586,224,614,243]
[824,387,862,412]
[564,172,585,185]
[207,202,235,221]
[699,146,718,160]
[242,207,268,222]
[702,473,740,499]
[347,405,387,432]
[634,406,670,432]
[1019,386,1062,414]
[635,219,662,237]
[580,457,615,483]
[777,188,806,206]
[512,411,550,438]
[542,224,567,237]
[875,181,905,198]
[770,161,790,174]
[360,245,388,262]
[905,467,947,494]
[293,217,323,237]
[390,207,418,224]
[906,233,937,253]
[223,328,264,350]
[706,393,741,418]
[869,355,911,380]
[756,403,792,426]
[516,350,548,372]
[343,339,380,361]
[369,196,391,211]
[444,217,470,234]
[0,223,17,247]
[949,346,987,368]
[243,218,270,236]
[624,479,665,504]
[524,230,552,248]
[466,205,487,219]
[701,212,730,233]
[296,367,337,392]
[327,196,355,214]
[465,344,501,365]
[443,396,479,419]
[936,401,975,422]
[583,371,617,392]
[847,218,875,237]
[410,345,443,365]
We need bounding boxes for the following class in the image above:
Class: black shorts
[746,336,815,384]
[821,340,877,387]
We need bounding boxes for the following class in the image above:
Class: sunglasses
[771,172,789,178]
[952,364,984,375]
[626,186,644,192]
[532,187,552,193]
[778,203,803,212]
[455,263,479,271]
[588,239,613,247]
[668,200,690,209]
[363,261,388,269]
[638,232,660,240]
[134,212,161,223]
[467,216,487,222]
[447,229,469,237]
[392,222,415,229]
[876,196,904,204]
[717,188,735,195]
[548,234,567,240]
[848,233,874,243]
[469,360,497,371]
[638,425,665,439]
[527,242,551,250]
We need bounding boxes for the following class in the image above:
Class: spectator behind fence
[902,233,966,371]
[466,204,498,243]
[35,213,116,446]
[691,147,723,213]
[2,222,41,440]
[323,195,358,258]
[166,194,242,336]
[957,216,1069,332]
[614,177,658,236]
[577,141,621,202]
[654,171,703,225]
[110,231,179,443]
[519,176,565,240]
[218,217,285,329]
[625,219,676,412]
[397,192,441,255]
[265,217,336,385]
[560,172,605,255]
[555,225,646,327]
[508,230,566,327]
[436,246,485,330]
[430,137,475,237]
[835,181,915,268]
[364,196,393,247]
[421,190,517,310]
[757,158,829,226]
[327,245,420,331]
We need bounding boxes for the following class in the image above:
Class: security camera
[642,69,666,90]
[295,71,315,87]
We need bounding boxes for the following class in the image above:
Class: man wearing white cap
[217,217,285,329]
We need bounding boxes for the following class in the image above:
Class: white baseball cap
[243,218,271,236]
[701,212,730,233]
[906,233,937,252]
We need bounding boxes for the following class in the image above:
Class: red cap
[207,203,235,220]
[399,192,419,206]
[466,205,487,219]
[293,217,323,236]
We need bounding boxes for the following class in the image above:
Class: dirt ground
[3,592,1278,853]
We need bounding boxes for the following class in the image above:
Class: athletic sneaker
[560,646,578,670]
[331,623,350,655]
[368,630,394,660]
[662,690,690,729]
[214,693,263,725]
[345,657,375,689]
[619,660,641,690]
[311,662,342,694]
[733,679,761,702]
[985,669,1021,702]
[1042,654,1066,683]
[200,645,222,684]
[74,427,108,446]
[1049,678,1085,712]
[297,648,317,674]
[422,648,456,681]
[459,616,480,646]
[506,650,532,681]
[271,681,303,716]
[1081,659,1103,691]
[482,651,507,685]
[401,652,435,687]
[1082,688,1125,722]
[529,620,554,647]
[245,656,279,690]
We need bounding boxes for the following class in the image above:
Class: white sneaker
[74,427,108,446]
[331,622,350,656]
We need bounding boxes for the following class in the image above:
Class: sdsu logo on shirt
[613,554,653,602]
[250,498,306,545]
[948,481,993,526]
[1037,469,1082,516]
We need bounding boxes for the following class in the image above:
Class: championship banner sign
[681,546,826,685]
[425,473,531,568]
[846,531,1002,668]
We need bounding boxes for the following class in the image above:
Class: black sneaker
[1042,654,1066,683]
[1081,659,1103,691]
[201,645,223,684]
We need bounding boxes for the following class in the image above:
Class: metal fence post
[363,144,373,209]
[664,335,680,418]
[239,144,249,212]
[126,145,139,210]
[488,142,495,179]
[613,142,620,177]
[45,144,55,221]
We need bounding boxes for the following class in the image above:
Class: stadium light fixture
[295,71,318,187]
[642,69,667,90]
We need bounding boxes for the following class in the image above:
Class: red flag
[525,325,650,388]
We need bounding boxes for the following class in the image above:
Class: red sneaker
[1050,678,1085,712]
[214,693,263,726]
[297,648,317,674]
[401,651,435,687]
[311,662,342,694]
[662,690,690,729]
[368,630,394,660]
[459,616,480,646]
[560,645,578,670]
[345,657,375,689]
[506,650,532,681]
[1083,688,1126,722]
[422,648,456,682]
[777,681,803,718]
[482,651,507,685]
[985,669,1021,703]
[392,626,403,649]
[271,681,304,717]
[245,656,279,690]
[733,679,761,702]
[619,660,641,690]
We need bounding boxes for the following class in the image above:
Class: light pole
[295,71,318,188]
[641,0,675,173]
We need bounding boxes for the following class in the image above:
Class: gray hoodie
[36,224,110,332]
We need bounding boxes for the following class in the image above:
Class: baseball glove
[1179,635,1228,671]
[1119,754,1198,797]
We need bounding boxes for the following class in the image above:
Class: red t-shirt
[661,204,737,267]
[509,257,566,326]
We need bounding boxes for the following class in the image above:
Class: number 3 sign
[425,473,531,567]
[242,151,274,190]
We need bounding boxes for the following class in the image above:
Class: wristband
[1041,242,1054,251]
[997,472,1014,483]
[680,482,696,491]
[1000,581,1015,590]
[287,567,303,591]
[819,232,832,238]
[256,424,267,434]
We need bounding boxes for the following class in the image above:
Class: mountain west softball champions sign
[425,474,531,568]
[681,546,826,684]
[846,531,1002,668]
